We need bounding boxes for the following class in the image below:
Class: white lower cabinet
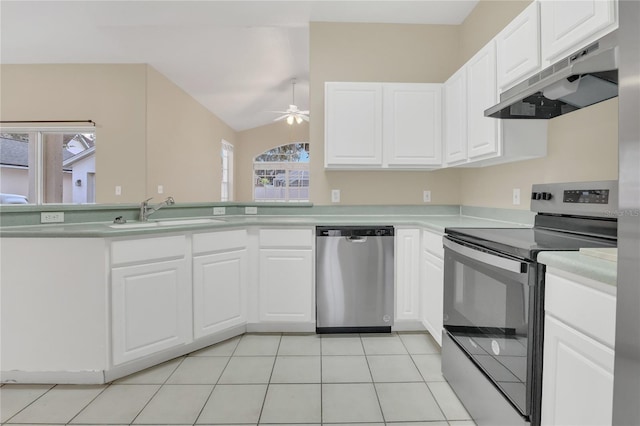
[111,257,191,365]
[421,251,444,346]
[258,228,314,324]
[259,249,313,322]
[193,249,247,338]
[541,269,616,426]
[192,229,248,339]
[395,229,421,323]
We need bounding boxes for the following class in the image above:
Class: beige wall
[146,67,237,202]
[0,64,237,204]
[460,99,618,209]
[309,22,462,205]
[0,64,148,203]
[236,120,309,202]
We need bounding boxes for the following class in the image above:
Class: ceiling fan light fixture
[273,78,310,125]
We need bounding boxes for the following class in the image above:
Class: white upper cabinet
[496,1,541,91]
[443,67,468,166]
[540,0,618,65]
[466,41,500,160]
[325,82,383,167]
[383,84,442,167]
[325,82,443,169]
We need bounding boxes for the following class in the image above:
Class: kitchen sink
[157,218,224,226]
[109,218,224,229]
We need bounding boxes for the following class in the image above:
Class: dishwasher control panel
[316,226,395,237]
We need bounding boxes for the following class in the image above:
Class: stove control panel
[563,189,610,204]
[531,180,617,217]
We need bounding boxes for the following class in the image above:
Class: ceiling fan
[272,78,309,125]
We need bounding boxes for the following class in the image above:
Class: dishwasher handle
[345,236,368,243]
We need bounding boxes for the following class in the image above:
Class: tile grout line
[192,336,241,425]
[127,355,188,426]
[2,383,57,424]
[64,382,112,426]
[360,333,386,424]
[256,333,283,425]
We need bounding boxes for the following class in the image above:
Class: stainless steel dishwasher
[316,226,394,333]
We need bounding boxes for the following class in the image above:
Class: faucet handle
[166,196,175,205]
[142,197,153,205]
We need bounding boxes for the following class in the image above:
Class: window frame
[0,126,96,205]
[252,143,309,203]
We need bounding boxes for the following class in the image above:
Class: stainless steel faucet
[139,196,175,221]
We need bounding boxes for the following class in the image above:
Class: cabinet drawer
[545,271,616,347]
[259,228,313,248]
[193,229,247,255]
[111,235,186,266]
[422,230,444,259]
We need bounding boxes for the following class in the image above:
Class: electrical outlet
[245,206,258,215]
[513,188,521,205]
[331,189,341,203]
[157,185,164,194]
[115,186,122,196]
[41,212,64,223]
[423,190,432,203]
[213,207,226,216]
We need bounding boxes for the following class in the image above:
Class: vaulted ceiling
[1,1,478,131]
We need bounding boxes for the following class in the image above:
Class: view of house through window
[0,128,96,204]
[221,140,234,202]
[254,143,309,202]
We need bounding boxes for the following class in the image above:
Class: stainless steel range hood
[485,31,618,119]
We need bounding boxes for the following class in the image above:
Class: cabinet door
[325,82,383,167]
[444,67,468,165]
[421,251,443,346]
[395,229,421,321]
[259,249,313,322]
[383,84,442,167]
[540,0,617,64]
[466,41,500,160]
[496,2,541,91]
[112,258,190,365]
[542,315,615,426]
[193,249,247,339]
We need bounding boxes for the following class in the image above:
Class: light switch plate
[115,186,122,196]
[41,212,64,223]
[157,185,164,194]
[423,190,431,203]
[245,206,258,215]
[213,207,226,215]
[331,189,340,203]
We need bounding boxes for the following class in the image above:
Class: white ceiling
[0,1,478,131]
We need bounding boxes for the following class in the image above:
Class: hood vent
[485,31,618,119]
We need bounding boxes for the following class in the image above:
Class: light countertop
[538,249,618,287]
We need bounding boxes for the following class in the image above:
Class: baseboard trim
[392,319,426,332]
[1,370,105,385]
[246,322,315,333]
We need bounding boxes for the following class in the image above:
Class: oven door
[443,236,537,419]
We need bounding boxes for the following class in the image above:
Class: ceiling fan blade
[268,111,289,114]
[300,115,310,122]
[273,115,290,121]
[298,110,310,115]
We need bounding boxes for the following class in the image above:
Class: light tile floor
[0,332,475,426]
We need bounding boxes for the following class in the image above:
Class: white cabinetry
[325,82,443,169]
[444,39,548,168]
[325,82,383,167]
[111,235,191,365]
[443,67,468,166]
[420,230,444,346]
[542,269,616,426]
[192,230,247,339]
[383,84,442,167]
[540,0,618,65]
[258,229,314,326]
[496,1,541,91]
[467,41,500,160]
[395,229,421,325]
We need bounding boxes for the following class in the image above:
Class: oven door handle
[443,238,528,274]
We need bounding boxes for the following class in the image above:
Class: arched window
[253,143,309,202]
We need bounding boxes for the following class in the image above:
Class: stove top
[445,227,617,261]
